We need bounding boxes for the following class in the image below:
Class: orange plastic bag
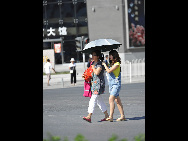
[83,66,93,81]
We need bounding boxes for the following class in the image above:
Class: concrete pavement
[43,63,145,140]
[43,82,145,141]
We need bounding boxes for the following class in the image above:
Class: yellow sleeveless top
[112,62,120,78]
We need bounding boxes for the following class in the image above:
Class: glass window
[46,0,58,3]
[77,0,85,2]
[43,42,51,50]
[60,3,75,23]
[76,2,87,20]
[77,21,87,27]
[76,2,87,27]
[43,5,47,38]
[63,40,89,63]
[127,0,145,48]
[62,22,75,27]
[43,26,47,38]
[43,5,46,20]
[63,35,76,41]
[46,3,60,24]
[63,41,77,63]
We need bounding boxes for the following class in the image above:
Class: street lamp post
[60,37,64,64]
[82,36,85,70]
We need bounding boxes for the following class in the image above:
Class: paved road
[43,82,145,141]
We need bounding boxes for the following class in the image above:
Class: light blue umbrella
[82,39,122,53]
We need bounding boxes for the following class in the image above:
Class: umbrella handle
[100,53,104,62]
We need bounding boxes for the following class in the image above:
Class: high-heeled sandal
[83,117,91,123]
[116,117,126,121]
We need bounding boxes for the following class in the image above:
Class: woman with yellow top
[102,50,126,122]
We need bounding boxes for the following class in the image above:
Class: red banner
[54,43,61,53]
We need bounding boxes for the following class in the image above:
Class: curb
[43,74,145,89]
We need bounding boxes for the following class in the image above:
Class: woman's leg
[74,71,76,84]
[87,94,98,119]
[97,95,109,118]
[47,74,50,85]
[115,96,125,119]
[71,73,73,84]
[109,95,115,120]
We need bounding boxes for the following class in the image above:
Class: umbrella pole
[83,53,85,70]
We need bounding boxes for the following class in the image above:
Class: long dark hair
[109,50,121,65]
[92,50,104,62]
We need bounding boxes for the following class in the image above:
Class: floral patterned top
[91,61,105,95]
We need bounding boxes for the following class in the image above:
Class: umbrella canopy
[82,39,122,53]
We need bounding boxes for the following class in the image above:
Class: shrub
[43,133,145,141]
[134,133,145,141]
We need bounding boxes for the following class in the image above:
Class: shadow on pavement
[126,116,145,120]
[98,116,145,122]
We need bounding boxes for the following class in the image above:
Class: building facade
[43,0,145,64]
[43,0,89,63]
[86,0,145,62]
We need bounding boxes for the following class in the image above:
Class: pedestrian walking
[69,58,76,85]
[102,50,126,122]
[44,59,56,86]
[83,50,109,123]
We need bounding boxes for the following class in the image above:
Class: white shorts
[46,73,51,81]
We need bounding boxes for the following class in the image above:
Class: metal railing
[121,58,145,83]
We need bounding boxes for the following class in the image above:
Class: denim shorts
[108,73,121,98]
[109,84,121,97]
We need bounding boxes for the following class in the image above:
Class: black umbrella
[82,39,122,53]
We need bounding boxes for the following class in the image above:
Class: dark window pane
[63,41,76,63]
[46,3,60,23]
[43,5,46,20]
[62,22,75,27]
[60,3,75,23]
[76,2,87,22]
[77,21,87,27]
[43,42,51,50]
[46,0,58,3]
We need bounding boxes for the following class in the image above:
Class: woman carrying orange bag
[82,50,109,123]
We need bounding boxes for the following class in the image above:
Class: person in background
[44,59,56,86]
[87,55,93,69]
[104,55,109,86]
[102,50,126,122]
[104,55,109,67]
[69,58,76,86]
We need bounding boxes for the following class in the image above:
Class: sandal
[83,117,91,123]
[106,117,113,122]
[101,117,111,121]
[116,117,126,121]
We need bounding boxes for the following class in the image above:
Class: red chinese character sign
[54,43,61,53]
